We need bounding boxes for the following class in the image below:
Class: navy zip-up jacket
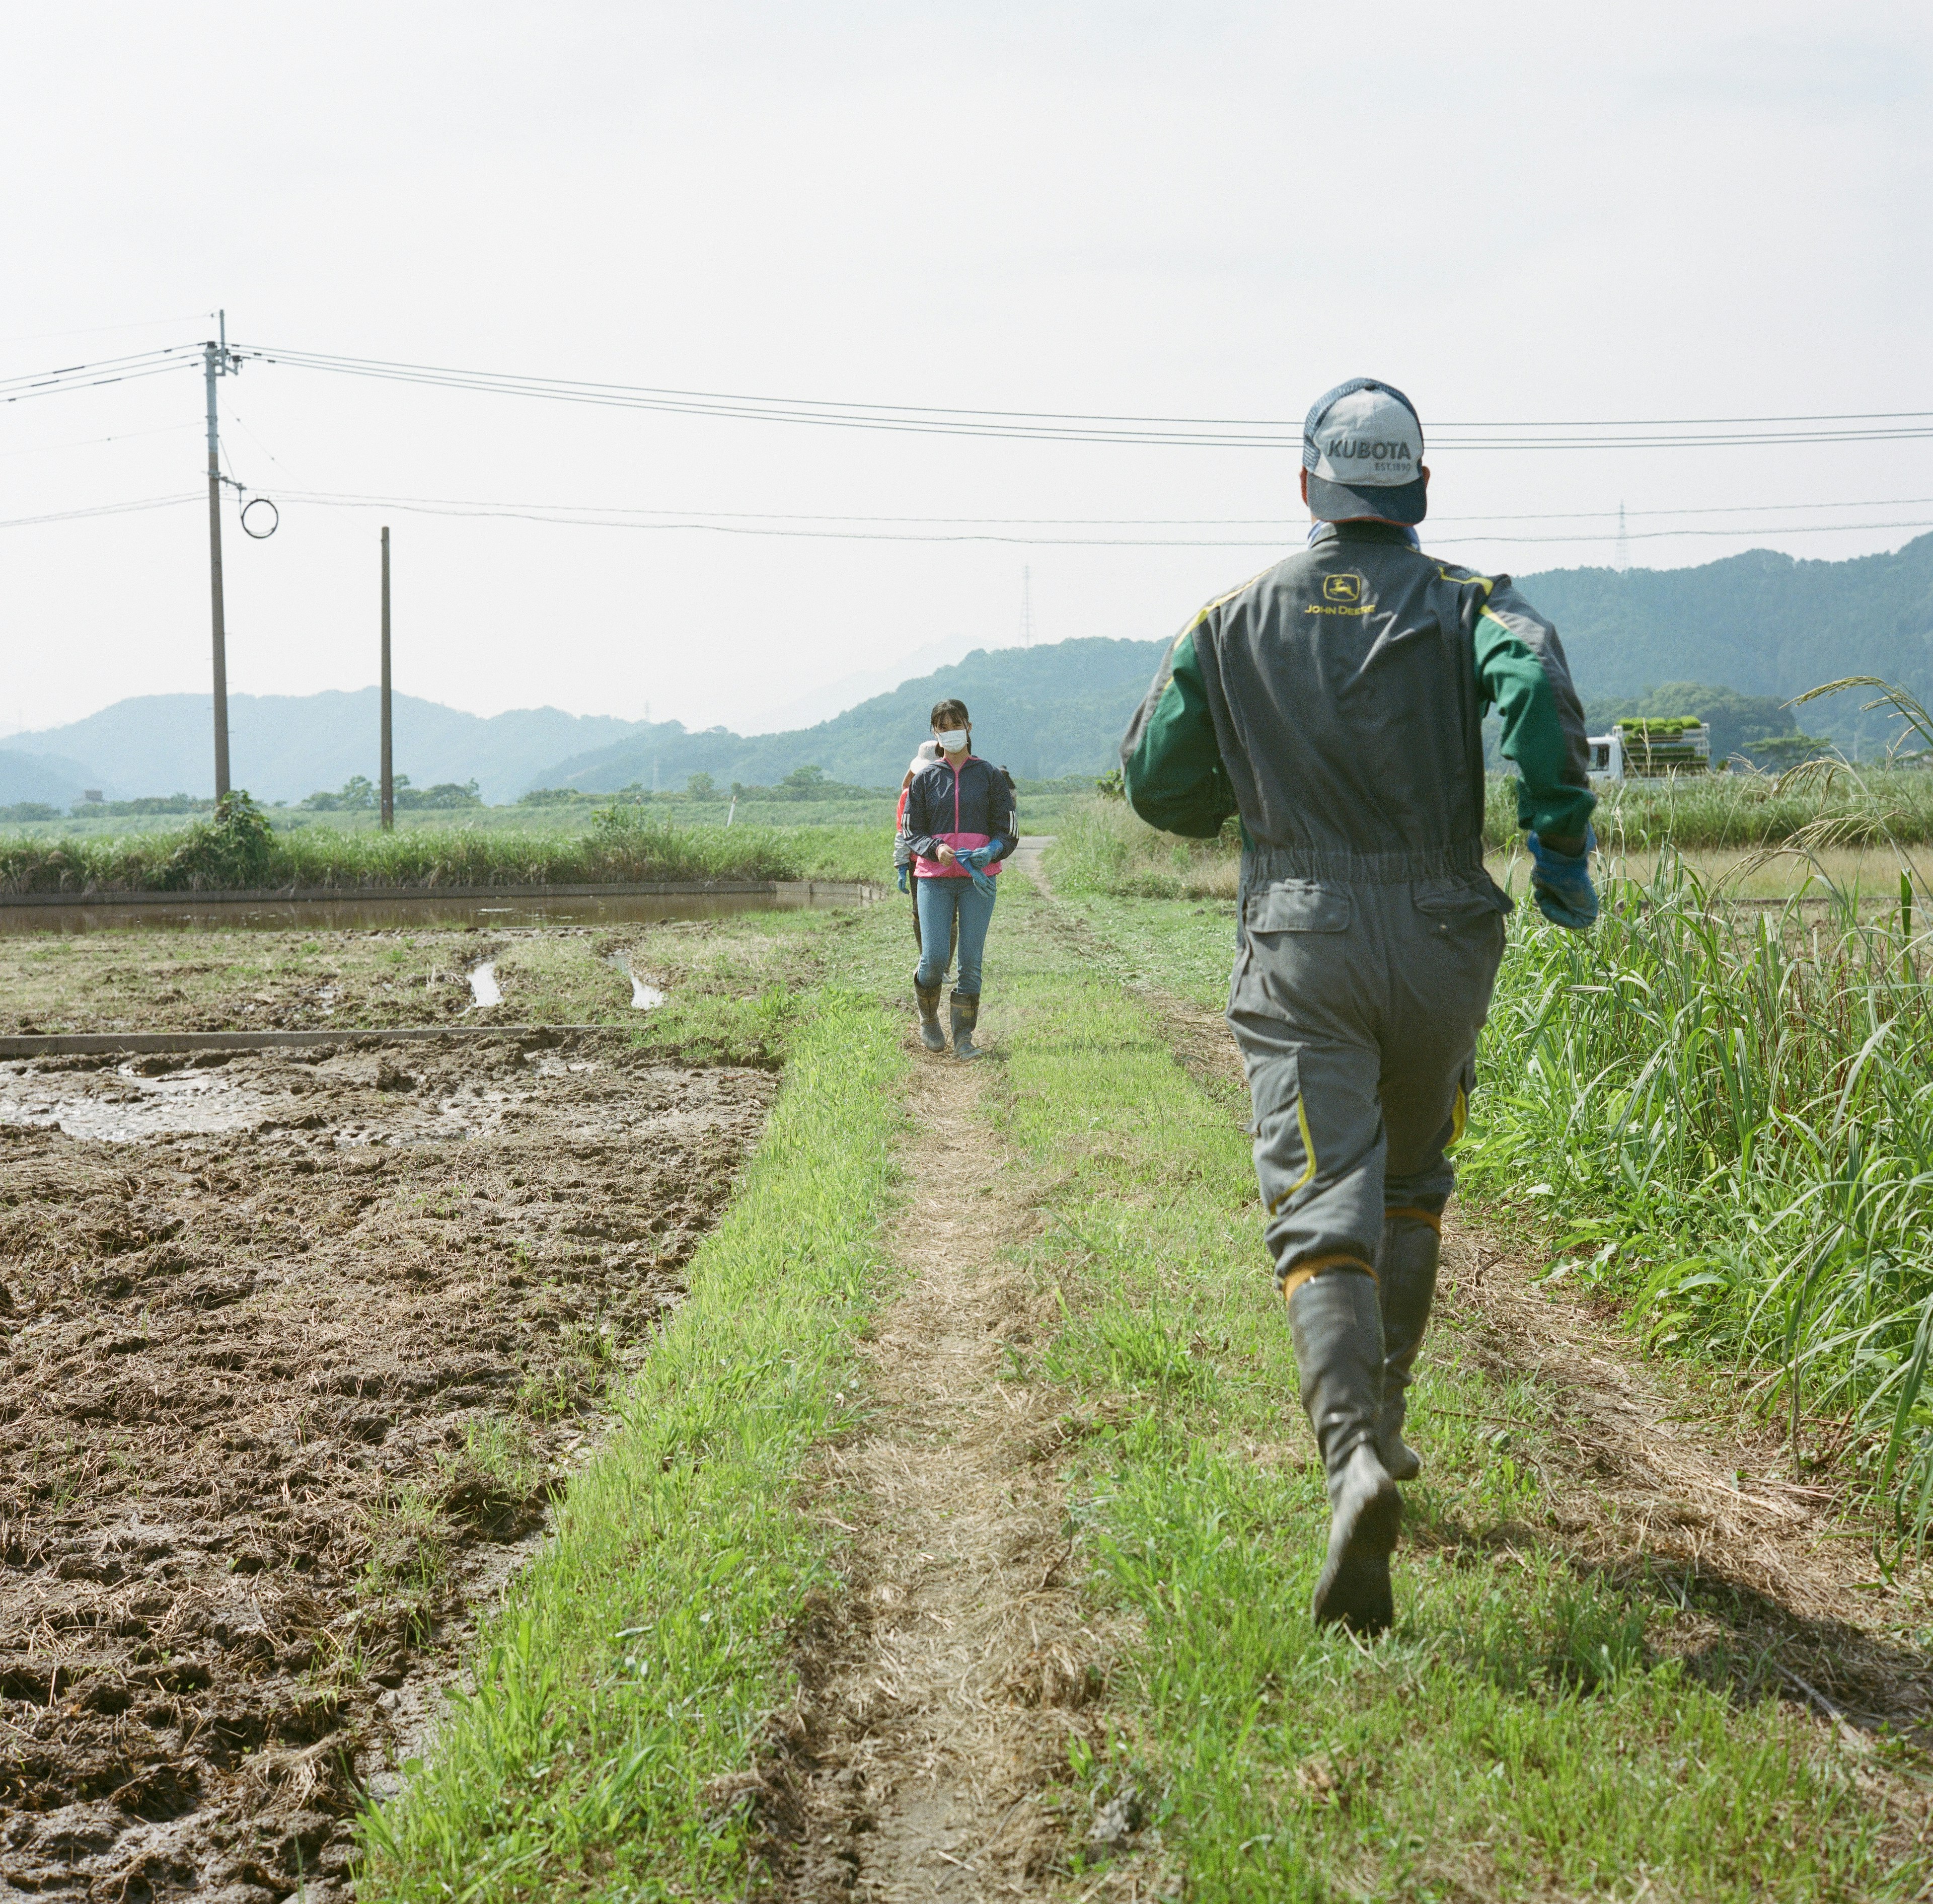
[905,755,1019,872]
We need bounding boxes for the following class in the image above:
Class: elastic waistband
[1242,837,1486,885]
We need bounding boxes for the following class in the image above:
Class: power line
[8,473,1933,550]
[168,484,1933,532]
[236,343,1933,451]
[0,493,200,530]
[0,312,215,348]
[256,484,1933,548]
[0,422,197,462]
[7,333,1933,452]
[0,347,198,406]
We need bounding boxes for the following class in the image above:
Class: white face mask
[936,728,969,752]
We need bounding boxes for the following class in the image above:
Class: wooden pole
[380,526,393,831]
[205,337,231,800]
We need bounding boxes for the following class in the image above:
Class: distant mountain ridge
[529,638,1168,795]
[8,533,1932,806]
[2,692,646,807]
[1522,531,1933,753]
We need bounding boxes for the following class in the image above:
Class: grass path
[357,989,909,1901]
[767,1053,1107,1898]
[359,873,1931,1901]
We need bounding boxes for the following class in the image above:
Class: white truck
[1586,719,1711,784]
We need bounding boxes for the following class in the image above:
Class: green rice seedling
[357,1484,454,1648]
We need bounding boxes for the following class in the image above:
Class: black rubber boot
[1289,1268,1401,1636]
[950,991,982,1060]
[1375,1212,1440,1482]
[915,978,947,1052]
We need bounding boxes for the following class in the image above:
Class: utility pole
[204,311,240,799]
[380,527,394,830]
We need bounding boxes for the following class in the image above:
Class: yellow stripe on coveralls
[1264,1095,1318,1217]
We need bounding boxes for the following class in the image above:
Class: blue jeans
[915,876,997,996]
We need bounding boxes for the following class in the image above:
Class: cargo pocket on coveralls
[1412,871,1511,928]
[1412,873,1510,960]
[1246,879,1354,936]
[1235,880,1353,1022]
[1250,1051,1317,1218]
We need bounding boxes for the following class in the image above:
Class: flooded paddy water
[0,904,837,1899]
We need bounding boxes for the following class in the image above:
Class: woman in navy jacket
[903,697,1018,1058]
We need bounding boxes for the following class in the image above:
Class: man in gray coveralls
[1119,377,1600,1635]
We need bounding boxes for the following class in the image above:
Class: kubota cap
[1303,377,1427,525]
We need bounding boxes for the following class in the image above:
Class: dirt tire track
[765,1047,1109,1900]
[1438,1220,1933,1743]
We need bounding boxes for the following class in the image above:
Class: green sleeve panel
[1119,619,1236,839]
[1473,604,1598,840]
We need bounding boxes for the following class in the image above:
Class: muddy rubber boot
[1289,1268,1401,1636]
[1375,1212,1441,1482]
[950,991,982,1060]
[915,979,947,1053]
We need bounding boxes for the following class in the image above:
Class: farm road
[761,860,1931,1896]
[770,1049,1105,1899]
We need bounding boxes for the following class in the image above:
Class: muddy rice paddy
[0,920,793,1901]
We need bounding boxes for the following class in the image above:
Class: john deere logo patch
[1323,574,1364,602]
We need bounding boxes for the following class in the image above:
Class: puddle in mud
[614,953,666,1010]
[0,1046,608,1147]
[0,1058,274,1140]
[0,884,876,936]
[469,959,503,1007]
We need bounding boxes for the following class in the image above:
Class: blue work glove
[896,863,910,893]
[1527,825,1598,930]
[957,844,1000,896]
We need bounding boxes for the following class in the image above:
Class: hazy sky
[4,1,1930,741]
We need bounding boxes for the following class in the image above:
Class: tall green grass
[1467,855,1933,1533]
[0,794,891,893]
[1052,771,1933,902]
[1589,767,1933,853]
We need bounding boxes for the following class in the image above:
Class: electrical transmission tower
[203,312,243,797]
[1614,501,1629,576]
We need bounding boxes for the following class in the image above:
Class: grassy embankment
[1052,797,1933,1538]
[355,883,1921,1899]
[0,798,890,894]
[357,983,908,1899]
[2,782,1094,846]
